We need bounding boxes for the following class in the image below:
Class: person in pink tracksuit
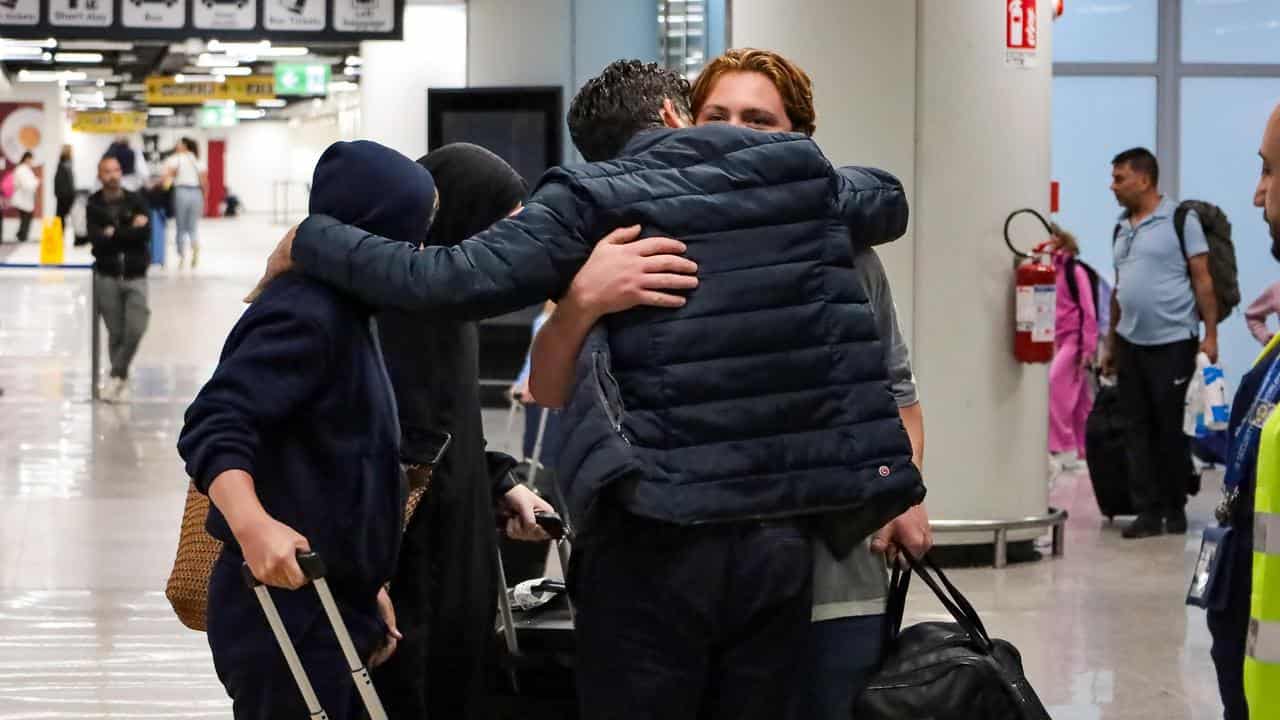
[1039,227,1098,464]
[1245,281,1280,346]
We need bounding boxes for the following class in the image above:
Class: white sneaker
[112,378,130,404]
[99,379,119,403]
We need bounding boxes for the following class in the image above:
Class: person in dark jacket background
[54,145,75,236]
[372,143,554,719]
[85,156,151,403]
[249,59,920,720]
[177,140,434,720]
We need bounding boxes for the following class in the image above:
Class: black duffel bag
[854,550,1052,719]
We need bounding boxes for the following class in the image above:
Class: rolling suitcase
[1084,378,1135,520]
[242,551,389,720]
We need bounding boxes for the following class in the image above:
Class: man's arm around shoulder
[288,170,599,318]
[837,166,909,249]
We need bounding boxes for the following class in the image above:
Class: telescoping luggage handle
[885,546,994,653]
[242,551,389,720]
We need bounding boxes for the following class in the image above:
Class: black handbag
[854,550,1052,720]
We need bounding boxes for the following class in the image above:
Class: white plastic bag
[1184,352,1230,437]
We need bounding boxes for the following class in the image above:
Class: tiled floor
[0,217,1228,718]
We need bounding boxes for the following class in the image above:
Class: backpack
[1112,200,1240,320]
[1175,200,1239,320]
[1,169,15,200]
[1063,257,1111,357]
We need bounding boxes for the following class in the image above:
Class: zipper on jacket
[592,351,631,446]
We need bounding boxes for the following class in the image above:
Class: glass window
[1182,0,1280,64]
[1181,77,1280,386]
[1051,76,1158,273]
[1053,0,1159,64]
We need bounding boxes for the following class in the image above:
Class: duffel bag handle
[889,544,994,652]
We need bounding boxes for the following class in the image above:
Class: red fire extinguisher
[1005,208,1057,363]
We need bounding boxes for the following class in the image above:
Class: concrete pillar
[733,1,1054,543]
[359,2,467,161]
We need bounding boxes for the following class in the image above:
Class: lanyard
[1224,353,1280,491]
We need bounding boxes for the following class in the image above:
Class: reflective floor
[0,217,1225,718]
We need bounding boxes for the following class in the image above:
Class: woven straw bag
[165,468,432,632]
[164,482,223,631]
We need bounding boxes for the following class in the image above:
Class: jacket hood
[310,140,436,245]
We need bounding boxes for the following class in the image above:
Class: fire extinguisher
[1005,208,1057,363]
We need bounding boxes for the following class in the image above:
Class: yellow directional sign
[72,111,148,134]
[145,75,276,105]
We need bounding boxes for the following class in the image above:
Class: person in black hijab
[373,143,553,719]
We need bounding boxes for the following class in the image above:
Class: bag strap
[884,561,911,645]
[896,545,994,651]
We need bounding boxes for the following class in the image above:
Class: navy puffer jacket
[555,130,923,545]
[289,125,924,550]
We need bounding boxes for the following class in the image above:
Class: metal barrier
[0,262,99,401]
[930,508,1068,569]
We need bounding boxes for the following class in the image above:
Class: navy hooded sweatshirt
[287,125,923,552]
[177,141,434,660]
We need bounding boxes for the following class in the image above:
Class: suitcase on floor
[243,551,389,720]
[1085,380,1135,520]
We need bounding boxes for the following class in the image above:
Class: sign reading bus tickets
[1005,0,1039,68]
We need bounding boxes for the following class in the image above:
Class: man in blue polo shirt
[1101,147,1218,539]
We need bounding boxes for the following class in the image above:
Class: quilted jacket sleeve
[836,166,910,250]
[292,169,597,320]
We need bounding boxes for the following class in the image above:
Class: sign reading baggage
[334,0,391,33]
[193,0,254,30]
[48,0,111,27]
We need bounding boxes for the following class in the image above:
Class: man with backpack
[1101,147,1239,539]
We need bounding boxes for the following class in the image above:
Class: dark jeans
[569,510,813,720]
[1114,336,1197,517]
[1207,520,1253,720]
[16,210,32,242]
[790,614,887,720]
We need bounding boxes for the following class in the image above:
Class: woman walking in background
[163,137,206,269]
[54,145,75,237]
[10,152,39,244]
[1042,225,1100,471]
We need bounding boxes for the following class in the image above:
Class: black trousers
[16,210,32,242]
[569,510,813,720]
[1114,336,1197,516]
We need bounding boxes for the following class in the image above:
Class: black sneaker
[1165,509,1188,535]
[1122,514,1165,539]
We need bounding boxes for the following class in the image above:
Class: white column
[732,1,1055,543]
[914,0,1053,541]
[359,2,467,161]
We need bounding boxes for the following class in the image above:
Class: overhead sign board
[146,75,275,105]
[274,62,328,95]
[0,0,402,40]
[72,110,147,133]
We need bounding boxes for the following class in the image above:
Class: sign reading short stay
[1005,0,1040,68]
[274,63,329,96]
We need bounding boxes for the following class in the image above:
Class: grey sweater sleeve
[851,246,919,408]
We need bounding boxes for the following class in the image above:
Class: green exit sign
[275,63,330,96]
[199,104,238,129]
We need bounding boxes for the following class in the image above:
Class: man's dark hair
[568,59,692,162]
[1112,147,1159,186]
[20,151,32,163]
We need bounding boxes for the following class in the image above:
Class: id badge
[1187,525,1234,610]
